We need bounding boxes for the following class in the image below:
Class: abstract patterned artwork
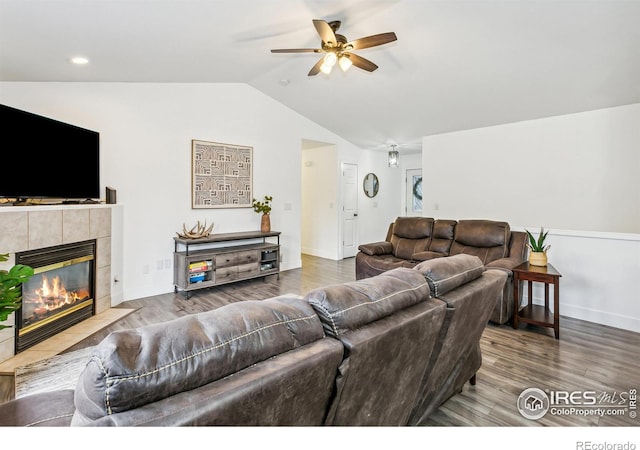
[192,139,253,208]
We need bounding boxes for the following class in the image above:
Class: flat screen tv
[0,104,100,203]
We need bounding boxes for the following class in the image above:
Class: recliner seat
[305,267,447,425]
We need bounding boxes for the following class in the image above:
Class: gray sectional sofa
[0,254,505,426]
[355,217,527,324]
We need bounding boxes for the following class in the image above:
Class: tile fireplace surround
[0,204,114,365]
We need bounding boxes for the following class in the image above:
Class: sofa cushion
[414,254,484,297]
[412,251,446,261]
[449,220,511,264]
[355,252,419,280]
[453,220,510,248]
[392,237,430,260]
[390,217,434,260]
[428,219,456,255]
[72,295,322,425]
[392,217,434,239]
[305,267,430,338]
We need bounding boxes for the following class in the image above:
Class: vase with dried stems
[252,195,273,233]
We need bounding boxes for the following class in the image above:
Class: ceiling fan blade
[308,57,325,76]
[347,32,397,50]
[271,48,321,53]
[347,53,378,72]
[313,19,337,45]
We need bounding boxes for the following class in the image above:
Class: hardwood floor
[426,318,640,427]
[63,254,358,351]
[65,254,640,427]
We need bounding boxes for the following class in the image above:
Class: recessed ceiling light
[70,56,89,65]
[279,79,290,86]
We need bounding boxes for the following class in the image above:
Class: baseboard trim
[525,296,640,333]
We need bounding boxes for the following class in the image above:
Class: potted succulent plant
[525,227,551,267]
[0,253,34,330]
[252,195,273,233]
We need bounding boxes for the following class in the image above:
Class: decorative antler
[177,220,214,239]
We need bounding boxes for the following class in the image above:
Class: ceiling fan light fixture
[320,52,338,74]
[320,62,332,75]
[338,54,352,71]
[271,19,397,77]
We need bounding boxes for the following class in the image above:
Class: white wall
[300,143,411,259]
[533,229,640,333]
[301,144,339,259]
[422,103,639,233]
[422,103,640,332]
[352,149,408,246]
[0,82,362,301]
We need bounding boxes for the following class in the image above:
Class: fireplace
[15,240,96,353]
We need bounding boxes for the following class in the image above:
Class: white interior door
[342,163,358,258]
[406,169,423,216]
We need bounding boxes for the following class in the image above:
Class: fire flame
[26,275,90,315]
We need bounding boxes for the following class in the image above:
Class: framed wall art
[191,139,253,209]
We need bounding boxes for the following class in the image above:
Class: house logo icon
[517,388,550,420]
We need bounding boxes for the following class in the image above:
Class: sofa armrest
[486,256,524,273]
[486,231,526,274]
[358,241,393,256]
[0,389,75,426]
[411,251,446,261]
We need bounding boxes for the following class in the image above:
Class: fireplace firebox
[15,240,96,353]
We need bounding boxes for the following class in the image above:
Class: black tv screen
[0,104,100,201]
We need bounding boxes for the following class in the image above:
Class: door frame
[340,161,359,259]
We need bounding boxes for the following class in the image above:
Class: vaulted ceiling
[2,0,639,152]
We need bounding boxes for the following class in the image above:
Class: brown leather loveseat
[356,217,526,324]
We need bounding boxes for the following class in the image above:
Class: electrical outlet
[164,259,171,269]
[143,264,150,274]
[156,260,164,271]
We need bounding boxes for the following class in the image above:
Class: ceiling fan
[271,19,397,76]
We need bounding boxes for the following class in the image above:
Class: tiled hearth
[0,205,114,363]
[0,306,134,403]
[0,308,132,369]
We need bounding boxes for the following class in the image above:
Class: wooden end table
[512,262,562,339]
